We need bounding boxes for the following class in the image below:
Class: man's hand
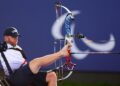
[59,43,72,57]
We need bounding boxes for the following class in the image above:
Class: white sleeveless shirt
[0,43,27,76]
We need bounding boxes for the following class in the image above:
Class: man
[0,27,71,86]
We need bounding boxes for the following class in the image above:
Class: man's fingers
[66,43,72,49]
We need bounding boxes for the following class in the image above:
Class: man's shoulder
[7,43,22,50]
[15,45,22,50]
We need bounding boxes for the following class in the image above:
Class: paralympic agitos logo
[51,10,116,60]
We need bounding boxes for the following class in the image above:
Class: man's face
[4,36,18,46]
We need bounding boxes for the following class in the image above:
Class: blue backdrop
[0,0,120,72]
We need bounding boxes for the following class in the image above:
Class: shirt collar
[7,43,14,48]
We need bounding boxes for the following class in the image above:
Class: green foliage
[58,81,120,86]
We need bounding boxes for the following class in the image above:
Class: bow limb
[46,64,73,81]
[56,3,72,14]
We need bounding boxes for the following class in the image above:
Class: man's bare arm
[29,44,71,74]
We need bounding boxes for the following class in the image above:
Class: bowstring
[54,2,64,80]
[53,41,57,71]
[59,3,64,80]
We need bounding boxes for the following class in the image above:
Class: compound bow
[53,2,81,81]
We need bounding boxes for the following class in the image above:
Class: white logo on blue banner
[51,10,115,60]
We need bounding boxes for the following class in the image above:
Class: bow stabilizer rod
[71,52,120,55]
